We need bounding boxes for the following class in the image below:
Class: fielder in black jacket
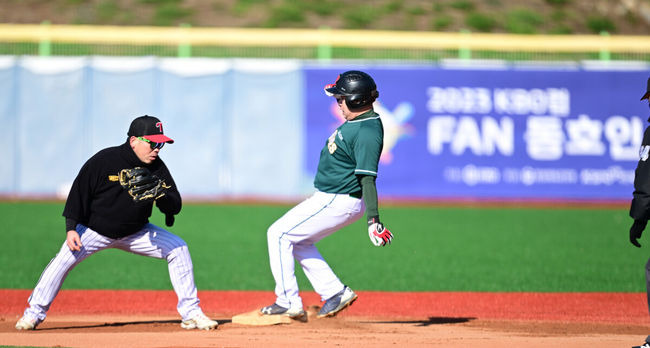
[15,115,218,331]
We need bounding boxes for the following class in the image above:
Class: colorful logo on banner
[329,100,415,164]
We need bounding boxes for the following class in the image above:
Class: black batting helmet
[324,70,379,110]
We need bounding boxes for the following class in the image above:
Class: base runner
[260,70,394,320]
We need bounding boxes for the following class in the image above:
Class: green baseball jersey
[314,110,384,194]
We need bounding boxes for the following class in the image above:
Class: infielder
[630,77,650,348]
[261,70,394,319]
[15,115,218,331]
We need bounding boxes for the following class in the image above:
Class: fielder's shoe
[15,316,39,330]
[633,335,650,348]
[317,286,358,318]
[180,313,218,330]
[260,303,307,320]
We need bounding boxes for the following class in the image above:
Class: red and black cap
[127,115,174,144]
[642,77,650,101]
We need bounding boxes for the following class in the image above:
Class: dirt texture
[2,289,650,347]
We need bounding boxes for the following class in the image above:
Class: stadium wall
[1,56,649,201]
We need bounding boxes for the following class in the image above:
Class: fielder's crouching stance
[261,71,394,320]
[15,115,218,331]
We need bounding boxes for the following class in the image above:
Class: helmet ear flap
[345,94,363,109]
[345,90,378,110]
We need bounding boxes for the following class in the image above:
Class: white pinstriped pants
[267,191,364,310]
[23,223,202,322]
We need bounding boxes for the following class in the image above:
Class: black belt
[349,191,362,199]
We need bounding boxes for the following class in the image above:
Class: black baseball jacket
[62,141,181,239]
[631,125,650,221]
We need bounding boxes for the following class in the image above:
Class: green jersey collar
[348,110,379,122]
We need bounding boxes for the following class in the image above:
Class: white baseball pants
[267,191,364,310]
[23,223,202,322]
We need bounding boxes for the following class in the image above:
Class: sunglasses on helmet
[137,136,165,150]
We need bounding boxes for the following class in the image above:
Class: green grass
[466,12,497,32]
[342,5,379,29]
[432,15,453,31]
[450,0,475,12]
[0,201,644,293]
[587,16,616,34]
[152,3,193,26]
[264,4,306,28]
[506,9,544,34]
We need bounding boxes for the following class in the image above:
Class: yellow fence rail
[1,23,650,60]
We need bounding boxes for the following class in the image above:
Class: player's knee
[166,244,190,262]
[47,253,81,274]
[164,232,187,248]
[171,236,188,252]
[175,236,188,248]
[162,234,188,255]
[267,224,282,241]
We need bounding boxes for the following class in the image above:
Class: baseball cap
[642,77,650,101]
[127,115,174,143]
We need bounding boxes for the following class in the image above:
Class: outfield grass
[0,201,644,292]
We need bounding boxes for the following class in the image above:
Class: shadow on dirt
[37,318,233,330]
[365,317,476,327]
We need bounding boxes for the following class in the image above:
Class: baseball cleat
[180,313,218,330]
[260,303,307,320]
[633,335,650,348]
[15,316,38,330]
[317,286,358,318]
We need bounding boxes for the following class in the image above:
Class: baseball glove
[119,167,170,202]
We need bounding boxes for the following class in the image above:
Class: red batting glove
[368,222,393,247]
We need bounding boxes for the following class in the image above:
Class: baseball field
[1,200,650,347]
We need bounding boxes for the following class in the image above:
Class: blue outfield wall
[0,56,308,200]
[0,56,649,201]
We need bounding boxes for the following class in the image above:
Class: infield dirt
[1,289,649,347]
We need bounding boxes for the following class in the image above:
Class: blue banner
[305,66,650,200]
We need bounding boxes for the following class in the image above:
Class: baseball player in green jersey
[260,70,394,320]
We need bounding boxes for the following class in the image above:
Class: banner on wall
[305,66,650,200]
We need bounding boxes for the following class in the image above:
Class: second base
[231,310,292,326]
